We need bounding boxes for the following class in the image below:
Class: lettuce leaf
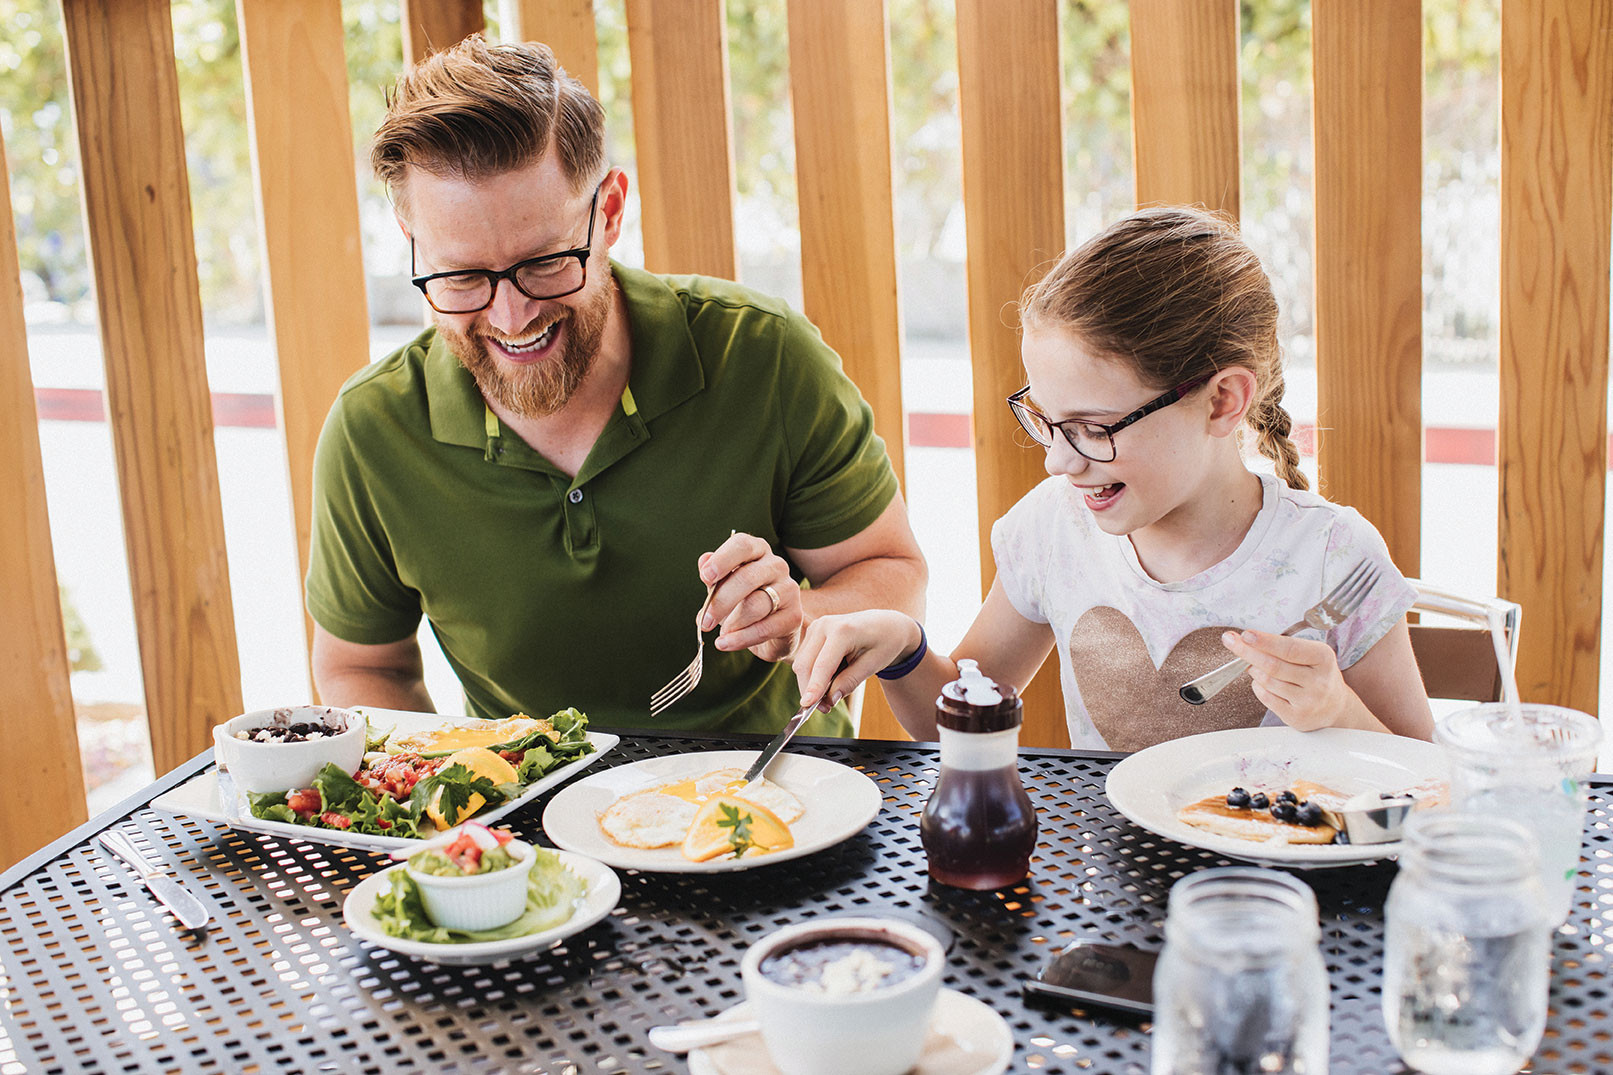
[371,849,587,944]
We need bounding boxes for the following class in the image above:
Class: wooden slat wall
[787,0,908,740]
[237,1,372,700]
[1311,0,1422,574]
[402,0,486,66]
[504,0,600,96]
[956,0,1067,748]
[1127,0,1241,217]
[0,133,88,870]
[59,0,242,774]
[1498,0,1613,712]
[624,0,738,278]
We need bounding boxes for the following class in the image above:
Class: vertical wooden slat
[237,1,371,700]
[0,134,88,869]
[956,0,1066,747]
[1127,0,1241,216]
[1311,1,1422,573]
[503,0,599,96]
[1498,0,1613,710]
[60,0,242,773]
[787,0,908,740]
[402,0,486,66]
[624,0,738,277]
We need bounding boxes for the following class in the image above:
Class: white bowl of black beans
[212,705,366,795]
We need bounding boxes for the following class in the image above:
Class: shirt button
[568,488,583,504]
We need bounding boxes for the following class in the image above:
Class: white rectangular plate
[150,707,617,853]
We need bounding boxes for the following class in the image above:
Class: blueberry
[1295,802,1323,827]
[1276,790,1298,805]
[1249,791,1270,810]
[1271,802,1299,823]
[1334,831,1351,845]
[1226,787,1251,808]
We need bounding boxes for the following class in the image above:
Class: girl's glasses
[1006,373,1214,462]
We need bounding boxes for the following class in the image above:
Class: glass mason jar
[1151,868,1329,1075]
[1381,812,1552,1075]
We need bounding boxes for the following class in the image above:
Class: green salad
[246,708,594,839]
[375,848,586,943]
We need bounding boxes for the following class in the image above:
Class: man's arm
[311,625,436,712]
[789,493,927,621]
[708,494,928,661]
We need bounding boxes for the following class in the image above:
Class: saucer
[687,987,1012,1075]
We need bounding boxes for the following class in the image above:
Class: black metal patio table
[2,730,1609,1074]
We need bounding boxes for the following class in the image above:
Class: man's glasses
[1006,373,1214,462]
[410,186,601,314]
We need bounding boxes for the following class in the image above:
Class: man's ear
[1207,367,1258,436]
[599,167,629,248]
[395,211,411,241]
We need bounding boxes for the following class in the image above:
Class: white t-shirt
[990,472,1416,751]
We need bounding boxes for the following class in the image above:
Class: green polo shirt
[306,263,898,736]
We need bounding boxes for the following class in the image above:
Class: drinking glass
[1151,867,1329,1075]
[1434,702,1602,923]
[1382,811,1551,1075]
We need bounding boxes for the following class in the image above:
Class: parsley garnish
[716,803,756,859]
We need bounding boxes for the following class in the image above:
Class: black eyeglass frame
[1006,372,1216,462]
[409,185,601,314]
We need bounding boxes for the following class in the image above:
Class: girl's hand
[793,611,921,711]
[1219,629,1357,732]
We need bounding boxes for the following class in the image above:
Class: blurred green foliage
[0,0,1501,350]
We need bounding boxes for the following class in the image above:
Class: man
[306,36,925,736]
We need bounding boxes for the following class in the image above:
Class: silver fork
[1178,559,1381,705]
[649,583,717,716]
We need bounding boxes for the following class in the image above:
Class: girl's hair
[371,35,606,216]
[1019,206,1307,490]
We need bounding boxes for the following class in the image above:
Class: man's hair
[371,34,606,214]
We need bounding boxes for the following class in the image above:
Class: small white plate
[150,706,617,853]
[341,852,619,965]
[542,750,882,873]
[1105,726,1449,867]
[687,988,1012,1075]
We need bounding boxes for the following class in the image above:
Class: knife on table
[743,704,814,784]
[98,830,212,931]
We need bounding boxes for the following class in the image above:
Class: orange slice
[681,794,795,862]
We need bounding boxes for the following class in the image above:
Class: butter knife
[98,830,212,931]
[743,705,813,784]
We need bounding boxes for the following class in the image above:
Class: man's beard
[440,275,612,418]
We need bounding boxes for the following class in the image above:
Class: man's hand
[1219,629,1358,732]
[700,532,803,663]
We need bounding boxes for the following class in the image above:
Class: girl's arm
[1222,619,1434,739]
[794,579,1054,740]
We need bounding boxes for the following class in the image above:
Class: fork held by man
[1179,559,1380,705]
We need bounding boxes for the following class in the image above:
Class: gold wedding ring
[762,584,781,615]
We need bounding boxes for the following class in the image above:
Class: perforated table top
[2,731,1609,1074]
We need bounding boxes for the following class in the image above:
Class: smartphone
[1022,937,1157,1016]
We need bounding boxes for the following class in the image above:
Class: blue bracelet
[876,624,928,680]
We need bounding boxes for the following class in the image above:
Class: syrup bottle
[920,659,1038,889]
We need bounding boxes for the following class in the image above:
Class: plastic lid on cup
[1435,703,1603,769]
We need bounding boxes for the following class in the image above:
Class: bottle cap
[936,660,1022,732]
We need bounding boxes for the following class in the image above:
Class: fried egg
[388,714,551,756]
[597,768,805,849]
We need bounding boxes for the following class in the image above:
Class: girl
[794,207,1432,748]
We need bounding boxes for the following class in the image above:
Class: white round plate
[541,750,883,873]
[1104,726,1449,867]
[687,988,1012,1075]
[341,851,619,964]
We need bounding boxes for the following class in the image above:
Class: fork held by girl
[794,207,1433,749]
